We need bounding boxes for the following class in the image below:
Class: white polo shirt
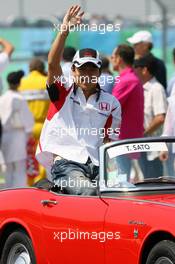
[162,96,175,153]
[163,96,175,137]
[36,77,121,170]
[143,77,167,136]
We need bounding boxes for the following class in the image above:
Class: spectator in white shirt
[167,48,175,97]
[160,96,175,176]
[0,71,34,188]
[134,54,167,178]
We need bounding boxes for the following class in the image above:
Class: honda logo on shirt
[99,102,110,111]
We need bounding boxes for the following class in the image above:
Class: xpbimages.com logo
[53,74,120,86]
[49,127,120,139]
[53,229,121,243]
[53,22,121,34]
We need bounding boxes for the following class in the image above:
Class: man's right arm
[47,5,84,86]
[47,32,68,86]
[0,38,14,73]
[0,38,14,57]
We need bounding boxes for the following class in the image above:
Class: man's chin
[79,84,97,90]
[113,66,118,71]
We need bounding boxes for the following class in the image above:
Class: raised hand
[62,5,84,31]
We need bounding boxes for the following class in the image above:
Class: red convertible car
[0,137,175,264]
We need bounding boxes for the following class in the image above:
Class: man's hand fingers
[68,6,74,15]
[159,152,168,161]
[64,5,83,26]
[72,5,81,16]
[68,5,78,17]
[70,5,79,16]
[78,11,85,18]
[76,12,84,24]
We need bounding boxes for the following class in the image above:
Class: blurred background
[0,0,175,89]
[0,0,175,188]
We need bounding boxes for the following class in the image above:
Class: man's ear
[142,67,147,75]
[118,56,123,65]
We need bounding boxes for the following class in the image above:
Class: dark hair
[101,57,110,69]
[147,42,153,51]
[29,58,45,73]
[63,47,76,62]
[115,44,135,65]
[134,54,156,76]
[100,56,112,74]
[173,48,175,60]
[7,70,24,85]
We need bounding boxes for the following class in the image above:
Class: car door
[102,196,150,264]
[41,191,108,264]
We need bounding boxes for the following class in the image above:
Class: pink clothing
[112,67,144,140]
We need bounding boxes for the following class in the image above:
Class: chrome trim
[41,200,58,205]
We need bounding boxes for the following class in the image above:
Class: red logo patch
[99,102,110,111]
[84,52,93,57]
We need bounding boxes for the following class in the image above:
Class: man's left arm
[144,114,165,136]
[145,84,167,136]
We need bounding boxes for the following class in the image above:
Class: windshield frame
[99,136,175,194]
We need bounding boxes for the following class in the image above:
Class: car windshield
[105,140,175,190]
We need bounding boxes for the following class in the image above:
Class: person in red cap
[36,5,121,195]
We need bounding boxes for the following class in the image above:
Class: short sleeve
[47,75,73,102]
[162,99,175,136]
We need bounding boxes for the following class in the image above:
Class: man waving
[36,5,121,195]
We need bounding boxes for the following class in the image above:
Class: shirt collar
[143,77,156,90]
[120,66,133,77]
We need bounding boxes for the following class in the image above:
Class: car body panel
[0,188,175,263]
[0,188,52,263]
[41,191,108,264]
[102,193,175,264]
[1,137,175,263]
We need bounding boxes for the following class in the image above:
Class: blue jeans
[116,155,132,181]
[164,144,175,177]
[139,152,163,179]
[51,159,99,195]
